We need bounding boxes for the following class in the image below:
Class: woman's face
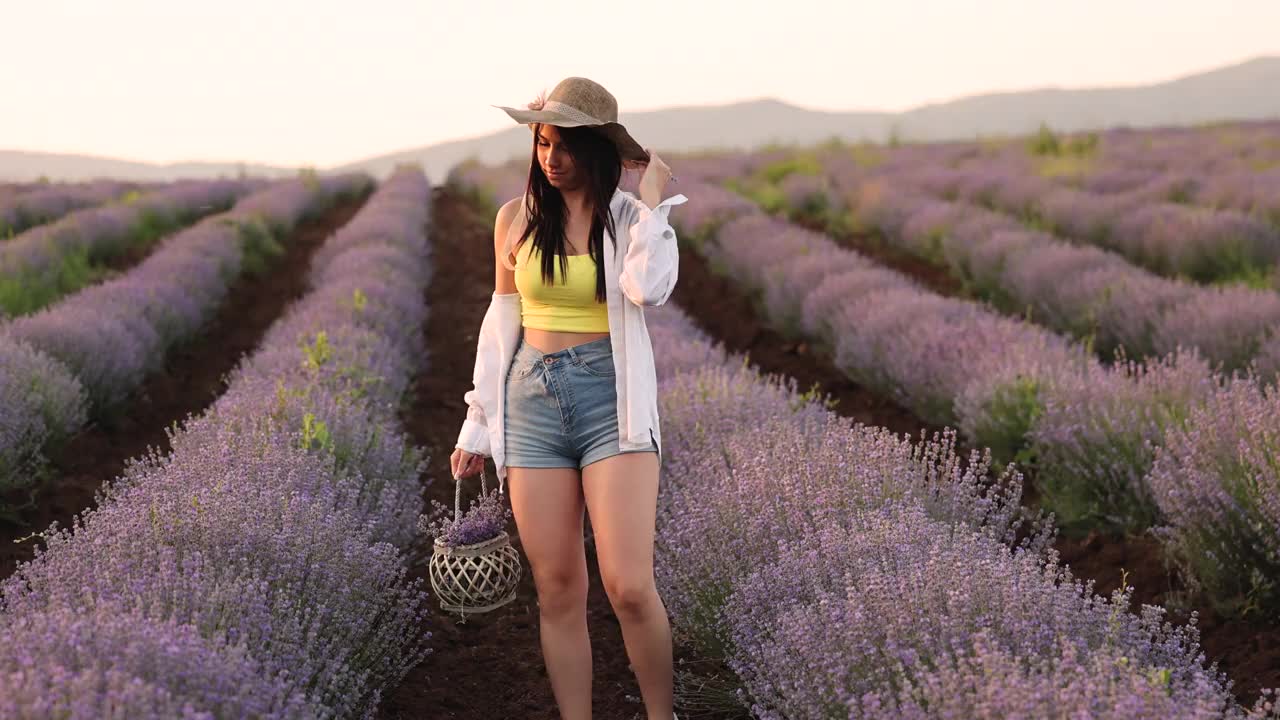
[536,125,580,189]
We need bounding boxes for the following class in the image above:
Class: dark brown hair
[517,123,622,303]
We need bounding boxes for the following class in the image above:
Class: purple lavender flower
[1148,375,1280,616]
[722,504,1232,719]
[1111,203,1280,283]
[0,180,140,236]
[419,485,513,548]
[1152,288,1280,372]
[1031,348,1221,529]
[0,336,87,492]
[0,602,318,718]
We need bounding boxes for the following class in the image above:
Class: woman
[450,76,687,720]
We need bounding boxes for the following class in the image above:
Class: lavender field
[2,117,1280,718]
[450,120,1280,717]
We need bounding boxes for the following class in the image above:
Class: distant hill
[5,56,1279,182]
[0,150,298,183]
[895,56,1280,139]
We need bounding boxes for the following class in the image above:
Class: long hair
[512,123,622,304]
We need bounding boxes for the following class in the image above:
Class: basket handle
[454,463,491,523]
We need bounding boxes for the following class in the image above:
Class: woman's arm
[619,150,687,307]
[618,192,688,307]
[493,198,520,293]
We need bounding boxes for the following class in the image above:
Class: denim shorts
[504,335,658,470]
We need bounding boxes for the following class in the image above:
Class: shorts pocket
[509,359,536,380]
[573,351,616,378]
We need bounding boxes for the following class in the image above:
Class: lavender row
[0,178,265,317]
[678,149,1280,375]
[682,135,1280,283]
[1056,122,1280,192]
[678,178,1280,614]
[0,174,370,514]
[891,121,1280,220]
[0,179,145,237]
[848,184,1280,375]
[905,130,1280,226]
[0,167,434,718]
[902,165,1280,284]
[641,300,1265,718]
[676,181,1091,456]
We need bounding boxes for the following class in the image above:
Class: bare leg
[582,450,674,720]
[508,466,592,720]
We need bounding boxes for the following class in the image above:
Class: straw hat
[493,77,650,164]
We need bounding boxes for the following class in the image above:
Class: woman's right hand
[450,447,485,481]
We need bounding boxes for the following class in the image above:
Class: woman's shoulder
[495,196,527,237]
[499,195,525,221]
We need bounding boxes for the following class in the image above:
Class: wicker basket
[429,465,522,619]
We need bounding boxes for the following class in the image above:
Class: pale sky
[4,0,1278,168]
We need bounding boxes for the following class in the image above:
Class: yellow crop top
[513,239,610,332]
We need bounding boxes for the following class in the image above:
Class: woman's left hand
[636,149,673,209]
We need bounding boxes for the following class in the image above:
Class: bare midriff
[521,327,609,354]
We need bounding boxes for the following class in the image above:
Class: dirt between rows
[0,193,371,579]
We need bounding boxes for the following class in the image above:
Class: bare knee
[604,576,658,623]
[533,568,588,620]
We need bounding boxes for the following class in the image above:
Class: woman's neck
[557,185,593,219]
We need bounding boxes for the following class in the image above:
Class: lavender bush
[0,174,369,502]
[446,158,528,215]
[0,179,141,237]
[843,187,1280,373]
[1109,203,1280,283]
[0,336,87,497]
[0,178,263,317]
[646,309,1042,654]
[722,503,1237,720]
[0,602,317,719]
[911,166,1280,286]
[0,167,432,717]
[1148,376,1280,617]
[1030,349,1222,529]
[690,206,1094,464]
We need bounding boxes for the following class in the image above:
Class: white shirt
[455,186,689,493]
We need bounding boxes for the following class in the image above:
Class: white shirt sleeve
[619,193,689,307]
[455,290,523,456]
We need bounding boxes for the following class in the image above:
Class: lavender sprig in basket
[419,465,523,619]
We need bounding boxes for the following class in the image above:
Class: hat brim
[494,104,649,163]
